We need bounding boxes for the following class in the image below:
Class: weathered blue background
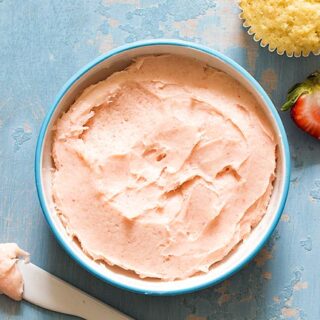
[0,1,319,319]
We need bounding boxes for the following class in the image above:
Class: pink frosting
[52,55,276,280]
[0,243,29,301]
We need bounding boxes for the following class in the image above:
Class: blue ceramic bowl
[35,39,290,295]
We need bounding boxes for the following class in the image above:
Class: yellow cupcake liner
[239,10,320,58]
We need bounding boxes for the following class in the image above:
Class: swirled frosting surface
[52,55,276,280]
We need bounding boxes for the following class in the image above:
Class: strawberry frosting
[0,243,29,301]
[52,55,276,280]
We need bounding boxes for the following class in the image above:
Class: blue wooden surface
[0,1,319,319]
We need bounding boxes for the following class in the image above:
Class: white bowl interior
[40,44,287,293]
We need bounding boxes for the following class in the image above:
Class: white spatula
[18,261,134,320]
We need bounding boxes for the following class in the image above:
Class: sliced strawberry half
[281,71,320,139]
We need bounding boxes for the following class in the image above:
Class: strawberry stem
[281,85,311,111]
[281,70,320,112]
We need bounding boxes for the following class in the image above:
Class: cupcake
[239,0,320,57]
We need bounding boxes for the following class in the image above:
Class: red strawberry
[281,71,320,139]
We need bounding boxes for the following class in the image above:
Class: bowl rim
[35,39,291,296]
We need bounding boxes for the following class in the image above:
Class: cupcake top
[240,0,320,57]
